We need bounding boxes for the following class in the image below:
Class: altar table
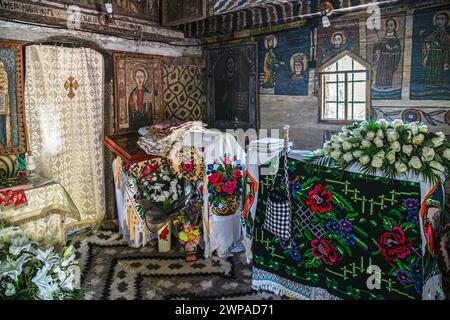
[246,151,448,300]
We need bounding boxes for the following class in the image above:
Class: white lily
[9,236,36,256]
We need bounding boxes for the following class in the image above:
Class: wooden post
[283,125,290,151]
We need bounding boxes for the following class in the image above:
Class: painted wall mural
[371,107,450,130]
[411,8,450,100]
[0,43,27,155]
[258,28,310,96]
[317,19,360,65]
[57,0,160,22]
[366,13,406,100]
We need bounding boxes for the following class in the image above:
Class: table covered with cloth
[243,151,449,300]
[0,177,81,247]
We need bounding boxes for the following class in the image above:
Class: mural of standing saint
[128,68,152,131]
[372,18,402,89]
[420,11,450,87]
[261,35,285,90]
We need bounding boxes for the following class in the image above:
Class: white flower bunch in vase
[0,226,80,300]
[311,119,450,184]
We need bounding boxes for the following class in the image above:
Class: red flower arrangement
[306,184,333,214]
[206,157,243,205]
[377,226,412,264]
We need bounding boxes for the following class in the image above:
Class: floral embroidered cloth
[0,190,28,208]
[250,154,448,300]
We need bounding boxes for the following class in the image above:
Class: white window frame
[318,50,372,124]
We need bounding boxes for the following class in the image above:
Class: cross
[64,75,79,99]
[260,175,272,193]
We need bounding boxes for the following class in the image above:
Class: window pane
[352,59,365,71]
[324,102,337,119]
[323,62,337,72]
[352,82,366,102]
[325,82,337,101]
[352,72,366,81]
[337,103,346,120]
[337,55,353,71]
[337,82,345,102]
[353,103,366,120]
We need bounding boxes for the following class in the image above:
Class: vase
[157,222,171,252]
[211,195,239,216]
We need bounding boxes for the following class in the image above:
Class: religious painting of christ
[366,14,405,100]
[128,68,152,131]
[0,43,27,155]
[113,53,162,134]
[411,9,450,100]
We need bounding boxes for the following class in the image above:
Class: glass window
[319,53,370,122]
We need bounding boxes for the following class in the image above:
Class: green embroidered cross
[260,175,273,194]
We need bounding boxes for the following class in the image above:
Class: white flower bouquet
[311,119,450,184]
[141,163,184,208]
[0,226,80,300]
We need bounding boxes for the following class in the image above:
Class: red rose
[208,172,224,187]
[234,169,242,180]
[311,239,339,265]
[377,226,412,264]
[306,184,333,214]
[222,181,237,195]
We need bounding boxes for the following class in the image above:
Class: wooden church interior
[1,0,450,301]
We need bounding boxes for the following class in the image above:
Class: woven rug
[68,229,288,300]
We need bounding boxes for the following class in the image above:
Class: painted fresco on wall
[411,8,450,100]
[57,0,160,22]
[371,107,449,126]
[366,13,406,100]
[113,53,162,134]
[317,19,360,66]
[0,43,27,155]
[258,28,310,96]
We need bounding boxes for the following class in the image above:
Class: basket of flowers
[206,156,243,216]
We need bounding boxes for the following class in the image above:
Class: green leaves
[382,216,396,231]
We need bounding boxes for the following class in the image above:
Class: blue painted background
[258,27,310,96]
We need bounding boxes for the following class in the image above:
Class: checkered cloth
[264,198,291,240]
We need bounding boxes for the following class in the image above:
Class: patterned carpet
[68,229,287,300]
